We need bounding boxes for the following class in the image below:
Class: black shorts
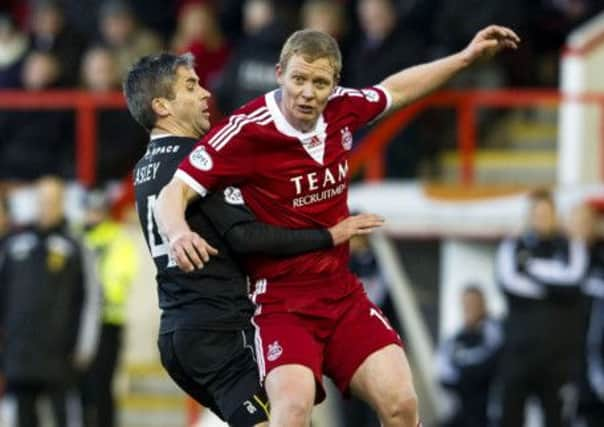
[158,327,269,426]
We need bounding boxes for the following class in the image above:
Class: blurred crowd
[435,191,604,427]
[0,0,601,187]
[0,177,138,427]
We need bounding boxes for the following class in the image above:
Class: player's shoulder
[205,94,273,151]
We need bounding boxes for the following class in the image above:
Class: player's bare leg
[349,344,419,427]
[264,364,315,427]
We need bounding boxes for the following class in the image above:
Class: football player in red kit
[156,26,520,427]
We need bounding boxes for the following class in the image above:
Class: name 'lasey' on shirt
[289,160,348,208]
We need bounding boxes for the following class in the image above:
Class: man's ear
[275,63,283,86]
[151,97,170,118]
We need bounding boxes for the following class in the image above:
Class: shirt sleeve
[200,187,257,235]
[201,187,332,256]
[331,85,392,131]
[175,120,254,197]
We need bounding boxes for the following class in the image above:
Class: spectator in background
[436,286,503,427]
[80,190,137,427]
[0,13,29,88]
[567,203,604,426]
[171,0,231,90]
[80,46,146,183]
[0,176,101,427]
[494,189,589,427]
[98,0,162,80]
[0,192,10,408]
[349,0,430,179]
[214,0,285,114]
[300,0,348,46]
[171,0,231,121]
[29,0,87,86]
[0,51,75,182]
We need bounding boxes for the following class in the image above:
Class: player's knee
[270,392,313,426]
[379,391,418,426]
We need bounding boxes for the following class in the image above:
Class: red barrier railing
[349,89,604,184]
[0,90,126,186]
[2,88,604,189]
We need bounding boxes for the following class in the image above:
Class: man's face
[530,200,557,236]
[462,291,486,329]
[276,54,337,132]
[164,66,211,138]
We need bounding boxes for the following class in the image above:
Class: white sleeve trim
[585,277,604,298]
[175,169,208,197]
[496,238,545,298]
[374,84,393,113]
[526,239,588,286]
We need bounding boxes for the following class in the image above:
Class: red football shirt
[177,85,391,282]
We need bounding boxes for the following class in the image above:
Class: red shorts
[250,271,402,402]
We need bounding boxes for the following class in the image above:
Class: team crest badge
[189,146,213,171]
[224,187,244,205]
[267,341,283,361]
[341,127,353,151]
[361,88,379,102]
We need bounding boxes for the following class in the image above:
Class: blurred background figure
[214,0,283,114]
[0,192,11,417]
[80,189,137,427]
[171,0,231,121]
[494,189,589,427]
[0,176,101,427]
[29,0,88,87]
[436,286,503,427]
[0,13,29,89]
[300,0,348,54]
[569,203,604,427]
[97,0,162,80]
[171,0,231,91]
[80,46,146,184]
[0,51,74,183]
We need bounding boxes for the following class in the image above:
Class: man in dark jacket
[0,176,101,427]
[494,189,589,427]
[437,286,502,427]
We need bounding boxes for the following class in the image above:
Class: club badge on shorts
[267,341,283,361]
[189,146,213,171]
[341,126,353,151]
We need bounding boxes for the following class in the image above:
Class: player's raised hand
[169,230,218,272]
[329,213,385,246]
[461,25,520,64]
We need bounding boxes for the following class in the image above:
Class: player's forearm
[155,179,197,242]
[225,222,332,256]
[381,52,469,110]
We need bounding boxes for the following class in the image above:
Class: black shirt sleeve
[201,188,333,256]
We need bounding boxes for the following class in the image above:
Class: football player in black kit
[124,53,384,426]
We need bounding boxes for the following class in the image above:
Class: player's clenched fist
[169,230,218,272]
[329,213,385,246]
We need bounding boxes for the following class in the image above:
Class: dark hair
[123,52,195,131]
[463,285,484,298]
[529,188,554,207]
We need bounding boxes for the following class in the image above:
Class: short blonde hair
[279,29,342,80]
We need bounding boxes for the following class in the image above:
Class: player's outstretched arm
[155,178,218,272]
[224,213,385,256]
[381,25,520,110]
